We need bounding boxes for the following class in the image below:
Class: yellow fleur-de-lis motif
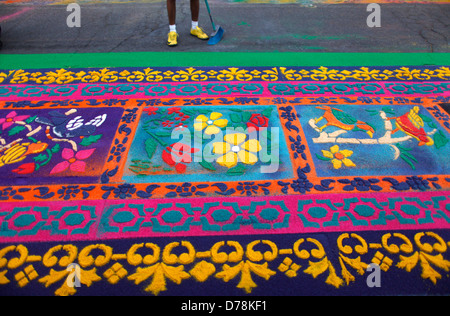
[36,69,80,84]
[172,67,208,81]
[9,70,32,84]
[127,241,192,295]
[279,67,303,80]
[82,68,119,83]
[0,244,29,285]
[310,66,344,81]
[216,260,275,294]
[393,67,432,81]
[0,71,9,84]
[127,68,163,82]
[434,66,450,80]
[38,244,104,296]
[336,233,369,286]
[343,67,385,81]
[214,240,276,294]
[128,262,190,296]
[397,232,450,284]
[261,67,279,81]
[39,265,101,297]
[217,67,253,81]
[297,237,344,288]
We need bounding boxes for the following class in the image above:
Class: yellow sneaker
[190,27,209,40]
[167,31,178,46]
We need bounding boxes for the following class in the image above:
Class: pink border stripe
[0,81,448,101]
[0,191,449,243]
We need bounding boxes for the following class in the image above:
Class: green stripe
[0,52,448,69]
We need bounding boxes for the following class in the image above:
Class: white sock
[169,24,176,33]
[191,21,198,30]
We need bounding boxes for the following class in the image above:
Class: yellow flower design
[213,133,262,168]
[322,145,356,169]
[194,112,228,135]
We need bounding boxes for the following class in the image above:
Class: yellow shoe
[167,31,178,46]
[190,27,209,40]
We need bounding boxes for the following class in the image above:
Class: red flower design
[175,113,190,122]
[167,107,182,115]
[143,107,159,116]
[174,123,188,131]
[246,113,269,132]
[162,143,199,174]
[162,120,173,127]
[12,163,36,175]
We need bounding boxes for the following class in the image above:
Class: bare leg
[167,0,176,25]
[190,0,199,22]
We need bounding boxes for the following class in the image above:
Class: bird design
[387,106,434,146]
[314,106,375,138]
[35,110,107,139]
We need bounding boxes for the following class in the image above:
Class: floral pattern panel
[123,105,294,184]
[297,104,450,177]
[0,108,124,185]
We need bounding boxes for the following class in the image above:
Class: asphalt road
[0,1,449,53]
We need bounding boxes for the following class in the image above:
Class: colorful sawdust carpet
[0,65,449,296]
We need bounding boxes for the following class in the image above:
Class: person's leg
[190,0,199,22]
[167,0,178,46]
[167,0,176,26]
[190,0,208,40]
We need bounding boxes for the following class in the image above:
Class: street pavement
[0,1,448,53]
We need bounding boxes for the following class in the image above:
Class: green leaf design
[233,122,247,130]
[400,155,416,170]
[365,109,378,116]
[315,153,332,161]
[419,114,432,123]
[226,164,247,176]
[33,153,48,163]
[241,112,252,122]
[396,143,417,170]
[50,144,61,154]
[262,107,274,118]
[199,160,216,171]
[182,109,195,115]
[145,138,158,160]
[25,116,37,124]
[434,130,449,149]
[428,121,437,129]
[230,113,242,123]
[8,125,25,137]
[80,134,103,146]
[198,109,211,115]
[154,132,173,137]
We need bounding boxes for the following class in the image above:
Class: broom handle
[204,0,217,32]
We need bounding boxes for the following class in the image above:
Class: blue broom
[204,0,224,45]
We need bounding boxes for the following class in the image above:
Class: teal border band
[0,52,449,69]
